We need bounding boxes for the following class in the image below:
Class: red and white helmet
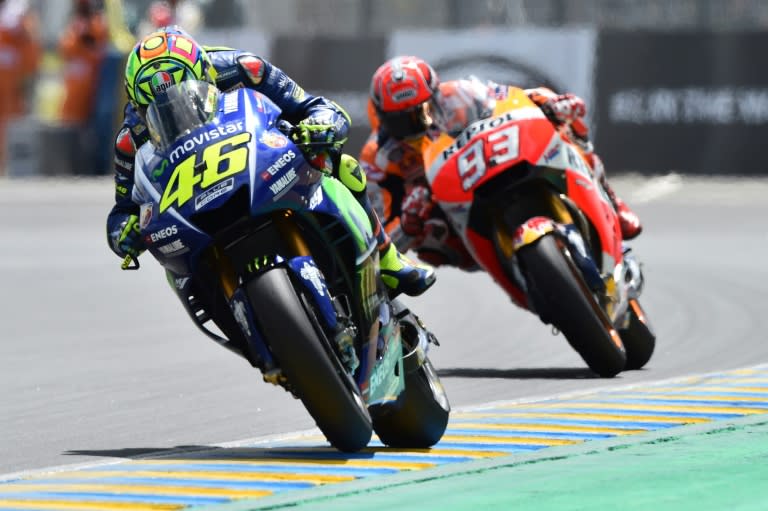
[370,56,439,140]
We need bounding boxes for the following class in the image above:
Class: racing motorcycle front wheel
[516,234,627,377]
[247,267,373,452]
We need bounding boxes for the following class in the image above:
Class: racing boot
[379,240,436,296]
[586,152,642,240]
[609,193,642,240]
[338,154,436,297]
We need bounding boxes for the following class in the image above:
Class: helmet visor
[145,80,219,149]
[379,102,433,140]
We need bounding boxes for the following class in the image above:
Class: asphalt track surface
[2,174,768,507]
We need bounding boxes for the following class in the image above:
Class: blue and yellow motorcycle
[123,81,450,452]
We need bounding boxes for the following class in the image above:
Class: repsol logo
[264,150,296,176]
[147,225,178,243]
[442,111,520,158]
[169,122,245,163]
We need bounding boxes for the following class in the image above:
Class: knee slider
[338,154,366,193]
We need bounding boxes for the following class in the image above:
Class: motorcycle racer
[106,27,434,297]
[360,56,642,269]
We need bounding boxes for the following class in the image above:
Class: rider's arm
[526,87,587,123]
[106,105,147,256]
[208,49,350,142]
[359,132,406,233]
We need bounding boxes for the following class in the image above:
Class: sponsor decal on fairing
[194,178,235,210]
[269,168,297,197]
[158,239,188,255]
[300,261,325,296]
[260,131,288,148]
[231,297,252,337]
[260,150,296,180]
[308,185,323,209]
[223,93,239,114]
[441,108,542,159]
[139,203,153,229]
[169,122,244,163]
[145,224,178,244]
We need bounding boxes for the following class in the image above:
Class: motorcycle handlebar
[276,120,338,150]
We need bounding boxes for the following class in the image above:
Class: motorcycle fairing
[286,256,337,329]
[360,300,405,406]
[228,286,275,367]
[134,84,407,409]
[424,90,552,203]
[313,176,377,263]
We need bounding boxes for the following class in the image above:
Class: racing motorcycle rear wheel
[370,349,450,448]
[619,298,656,370]
[517,234,627,377]
[247,268,373,452]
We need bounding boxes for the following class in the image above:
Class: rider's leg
[337,154,435,296]
[588,152,642,240]
[571,119,642,240]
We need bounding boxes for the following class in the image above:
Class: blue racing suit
[106,47,350,257]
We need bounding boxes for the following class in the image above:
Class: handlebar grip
[276,120,295,136]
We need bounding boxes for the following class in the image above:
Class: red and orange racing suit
[359,82,595,270]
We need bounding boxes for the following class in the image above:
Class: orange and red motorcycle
[421,84,655,377]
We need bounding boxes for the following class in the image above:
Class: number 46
[159,132,251,213]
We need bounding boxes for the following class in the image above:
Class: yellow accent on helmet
[124,26,215,107]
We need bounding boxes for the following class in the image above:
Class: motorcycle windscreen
[145,81,220,150]
[431,76,496,137]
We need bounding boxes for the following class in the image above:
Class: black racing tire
[246,268,372,452]
[620,298,656,370]
[517,234,626,377]
[370,357,450,448]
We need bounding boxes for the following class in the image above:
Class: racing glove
[401,185,434,237]
[295,108,349,150]
[292,115,345,174]
[295,120,340,147]
[537,93,591,145]
[111,214,145,258]
[539,93,587,125]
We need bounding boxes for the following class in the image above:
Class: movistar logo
[169,122,245,163]
[152,159,169,180]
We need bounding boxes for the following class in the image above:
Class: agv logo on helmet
[150,71,174,95]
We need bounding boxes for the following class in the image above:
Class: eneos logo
[146,225,178,244]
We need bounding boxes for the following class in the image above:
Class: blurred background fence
[3,0,767,177]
